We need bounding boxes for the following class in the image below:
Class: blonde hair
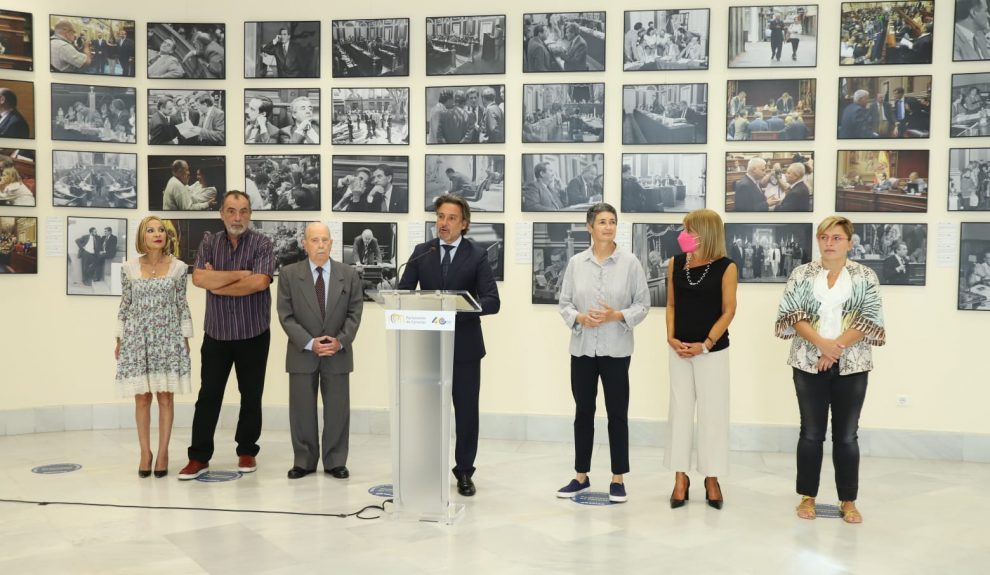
[683,209,727,261]
[816,215,853,240]
[1,166,21,183]
[135,216,178,256]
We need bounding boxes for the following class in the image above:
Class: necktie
[315,266,326,319]
[441,245,454,288]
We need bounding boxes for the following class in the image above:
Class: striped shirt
[195,228,275,341]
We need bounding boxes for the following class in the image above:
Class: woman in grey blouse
[557,203,650,503]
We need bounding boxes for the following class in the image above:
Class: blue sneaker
[556,477,590,498]
[609,482,627,503]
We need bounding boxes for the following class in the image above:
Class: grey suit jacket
[277,258,364,375]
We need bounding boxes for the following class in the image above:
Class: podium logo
[389,313,404,324]
[432,316,449,326]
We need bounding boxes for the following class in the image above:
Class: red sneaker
[238,455,257,473]
[178,460,209,480]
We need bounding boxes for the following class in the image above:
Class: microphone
[394,244,437,287]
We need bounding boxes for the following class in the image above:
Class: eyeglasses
[817,234,848,244]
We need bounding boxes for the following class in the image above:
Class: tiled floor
[0,429,987,574]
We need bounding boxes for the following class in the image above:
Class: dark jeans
[790,38,800,55]
[771,39,783,60]
[452,360,481,477]
[188,330,270,463]
[571,355,631,475]
[793,367,868,501]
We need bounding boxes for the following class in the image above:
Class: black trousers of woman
[571,355,630,475]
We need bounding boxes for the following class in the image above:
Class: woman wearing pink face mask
[665,209,738,510]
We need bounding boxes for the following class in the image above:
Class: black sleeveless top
[672,254,733,352]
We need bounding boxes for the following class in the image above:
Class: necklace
[684,258,712,286]
[143,255,166,277]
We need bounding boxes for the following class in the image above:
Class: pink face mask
[677,231,699,253]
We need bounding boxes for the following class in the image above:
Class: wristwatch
[701,342,710,354]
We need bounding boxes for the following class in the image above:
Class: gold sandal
[796,496,816,520]
[840,502,862,524]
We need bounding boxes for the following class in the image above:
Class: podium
[376,290,481,523]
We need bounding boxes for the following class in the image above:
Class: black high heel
[670,475,690,509]
[138,453,152,478]
[705,477,723,510]
[154,455,168,478]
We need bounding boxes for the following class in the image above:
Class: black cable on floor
[0,497,392,520]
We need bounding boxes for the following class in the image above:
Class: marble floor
[0,429,987,574]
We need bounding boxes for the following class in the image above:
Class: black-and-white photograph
[245,155,320,211]
[426,85,505,144]
[147,22,225,79]
[49,15,135,76]
[331,155,408,213]
[0,79,34,140]
[51,83,135,143]
[331,88,409,145]
[521,154,604,212]
[624,9,709,70]
[0,149,36,207]
[954,0,990,61]
[532,222,591,304]
[728,5,818,67]
[426,222,505,281]
[148,155,224,211]
[725,222,813,283]
[243,88,320,145]
[949,148,990,210]
[148,89,225,146]
[252,220,308,275]
[244,21,320,78]
[67,216,126,296]
[332,19,409,77]
[425,154,504,212]
[0,216,37,274]
[632,223,683,306]
[959,222,990,310]
[726,151,814,212]
[622,153,707,213]
[522,83,605,144]
[837,75,931,139]
[840,2,933,65]
[726,79,816,141]
[951,73,990,138]
[426,15,506,76]
[523,12,606,72]
[836,150,929,212]
[342,222,398,301]
[0,9,33,71]
[847,223,927,285]
[622,83,708,145]
[52,150,136,209]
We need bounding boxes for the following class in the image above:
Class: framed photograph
[840,2,933,65]
[341,222,398,300]
[66,216,126,295]
[521,153,603,212]
[244,88,320,145]
[331,19,409,77]
[532,222,590,304]
[0,149,36,207]
[622,83,707,145]
[632,223,684,306]
[0,216,37,274]
[331,88,409,145]
[147,89,225,146]
[246,154,320,211]
[624,9,709,71]
[836,150,929,212]
[725,223,812,282]
[622,153,706,213]
[49,15,135,76]
[953,0,989,61]
[252,220,309,274]
[728,5,818,68]
[426,15,506,76]
[951,73,990,138]
[522,83,605,144]
[0,79,35,140]
[847,223,927,285]
[330,155,408,213]
[948,148,990,211]
[523,12,606,72]
[425,222,505,281]
[837,75,931,139]
[425,154,504,212]
[959,222,990,310]
[0,10,33,71]
[159,218,226,272]
[426,85,505,144]
[51,83,135,143]
[725,151,814,212]
[726,79,816,141]
[147,23,226,79]
[244,21,320,78]
[52,150,136,208]
[148,155,224,211]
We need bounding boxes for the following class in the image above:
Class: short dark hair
[374,163,393,180]
[222,190,252,211]
[0,88,18,108]
[534,24,546,36]
[434,194,471,235]
[438,89,454,104]
[534,161,551,180]
[586,202,617,225]
[156,95,173,110]
[957,0,984,22]
[257,96,274,118]
[445,167,455,174]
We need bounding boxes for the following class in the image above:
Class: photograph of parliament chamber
[52,150,136,209]
[0,148,36,207]
[727,5,819,68]
[623,8,709,70]
[0,215,36,273]
[622,83,707,145]
[725,222,812,283]
[622,153,706,213]
[424,154,504,212]
[243,21,320,78]
[839,1,933,65]
[51,83,135,143]
[522,82,604,143]
[522,11,606,72]
[0,9,33,71]
[331,18,409,78]
[341,221,398,300]
[631,222,682,306]
[847,222,928,285]
[521,153,603,212]
[836,74,932,139]
[531,222,590,304]
[950,72,990,138]
[726,78,815,140]
[425,14,505,76]
[835,149,929,212]
[959,222,990,310]
[949,147,990,210]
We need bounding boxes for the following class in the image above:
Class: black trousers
[188,330,270,463]
[571,355,631,475]
[793,367,868,501]
[790,38,800,55]
[771,39,784,60]
[452,360,481,477]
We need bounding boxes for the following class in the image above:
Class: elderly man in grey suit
[277,222,364,480]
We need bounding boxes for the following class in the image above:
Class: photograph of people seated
[726,79,816,141]
[243,89,320,145]
[0,216,37,274]
[0,10,33,71]
[332,19,408,77]
[725,152,814,212]
[253,220,308,274]
[52,84,135,144]
[331,155,408,213]
[522,154,604,212]
[622,153,706,213]
[835,149,929,212]
[948,148,990,210]
[425,85,505,144]
[623,83,707,144]
[147,155,224,212]
[846,222,927,286]
[523,12,605,72]
[49,15,135,77]
[632,223,683,306]
[950,73,990,138]
[341,222,398,300]
[245,155,320,211]
[244,21,320,79]
[724,223,812,283]
[837,75,931,139]
[425,154,504,212]
[839,1,933,65]
[959,222,990,310]
[331,88,409,145]
[522,83,604,143]
[52,151,135,209]
[728,5,818,67]
[147,23,225,79]
[146,89,225,146]
[532,223,591,304]
[624,9,709,71]
[66,216,126,296]
[426,15,505,76]
[426,221,505,281]
[954,0,990,61]
[0,149,35,207]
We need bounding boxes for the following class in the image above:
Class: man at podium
[397,194,501,496]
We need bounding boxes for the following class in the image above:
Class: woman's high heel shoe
[154,455,168,478]
[670,475,690,509]
[705,477,723,510]
[138,453,152,478]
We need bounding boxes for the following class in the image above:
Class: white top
[812,267,852,339]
